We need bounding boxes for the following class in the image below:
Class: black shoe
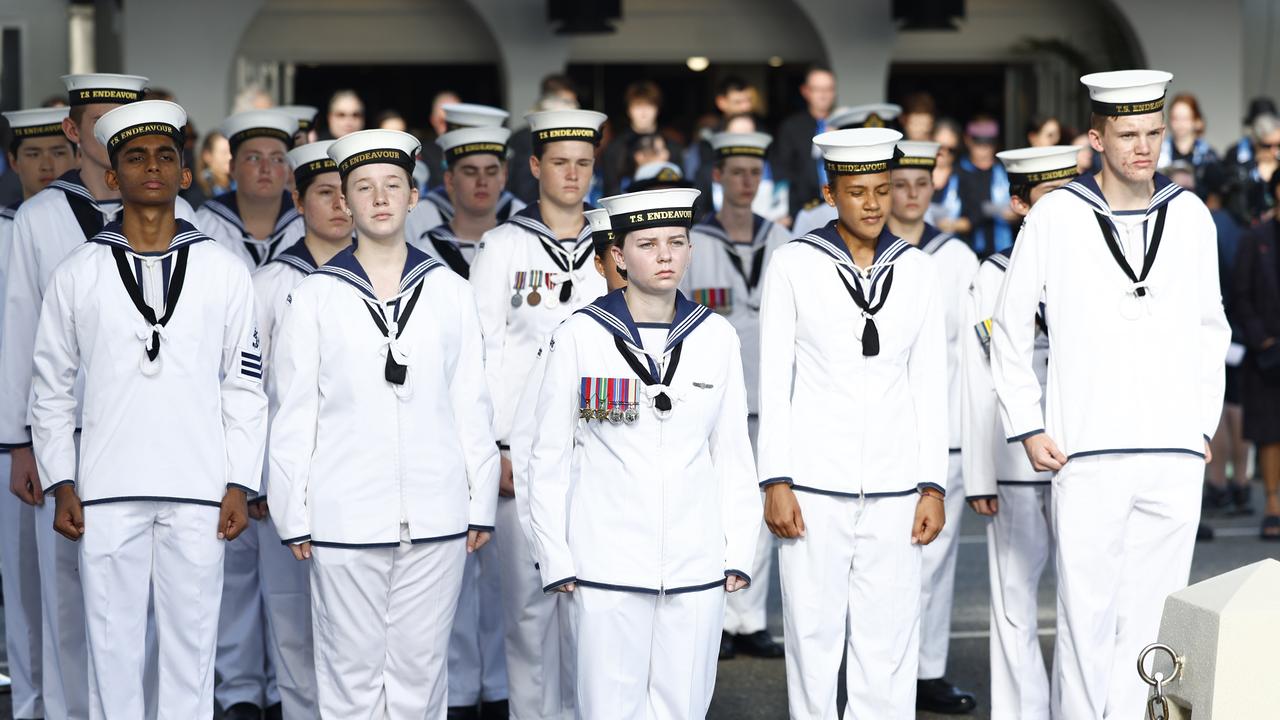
[718,631,736,660]
[480,699,509,719]
[447,706,480,720]
[1197,522,1215,541]
[222,703,264,720]
[263,703,282,720]
[1230,484,1255,516]
[1204,483,1231,510]
[916,678,977,714]
[732,629,785,658]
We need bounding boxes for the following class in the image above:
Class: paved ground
[1,486,1276,719]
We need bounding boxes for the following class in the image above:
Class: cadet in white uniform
[469,108,608,720]
[0,73,200,720]
[883,139,981,714]
[417,125,513,280]
[249,140,351,720]
[791,104,902,237]
[31,100,267,719]
[0,104,75,719]
[528,187,760,719]
[963,144,1079,720]
[268,129,500,719]
[991,71,1230,719]
[279,105,319,146]
[406,103,525,246]
[198,109,303,720]
[683,130,789,660]
[758,128,948,720]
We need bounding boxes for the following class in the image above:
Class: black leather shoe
[732,630,785,658]
[447,706,480,720]
[1230,484,1255,516]
[718,631,736,660]
[222,703,264,720]
[480,699,509,719]
[916,678,977,714]
[264,703,283,720]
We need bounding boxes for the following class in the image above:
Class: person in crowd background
[774,65,837,219]
[323,89,365,140]
[1024,114,1061,147]
[957,115,1014,256]
[927,117,968,235]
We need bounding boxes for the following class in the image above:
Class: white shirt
[791,201,836,238]
[528,289,760,593]
[268,244,500,546]
[991,174,1231,459]
[0,170,196,450]
[683,214,791,414]
[404,186,525,251]
[757,222,949,497]
[30,220,266,505]
[195,190,305,270]
[412,223,481,278]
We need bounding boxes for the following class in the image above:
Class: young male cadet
[30,99,267,719]
[247,139,351,720]
[758,126,948,719]
[0,72,200,720]
[196,109,304,270]
[962,144,1080,720]
[416,125,513,278]
[683,130,789,660]
[406,103,526,244]
[991,70,1230,719]
[469,108,608,719]
[0,104,75,720]
[791,103,902,237]
[885,139,981,714]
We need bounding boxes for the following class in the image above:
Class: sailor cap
[1081,70,1173,117]
[327,128,421,178]
[813,127,903,175]
[61,73,148,106]
[599,187,701,235]
[93,100,187,159]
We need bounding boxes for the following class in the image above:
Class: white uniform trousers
[0,452,43,719]
[779,491,921,720]
[81,501,224,720]
[311,531,466,720]
[494,497,575,720]
[723,416,773,636]
[216,525,278,710]
[918,452,965,679]
[257,515,318,719]
[448,530,507,706]
[1052,453,1201,720]
[987,484,1053,720]
[34,491,89,719]
[572,586,724,720]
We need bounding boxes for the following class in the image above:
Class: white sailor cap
[710,131,772,159]
[327,128,421,178]
[278,105,319,133]
[443,103,509,130]
[630,161,691,192]
[93,100,187,159]
[996,145,1080,187]
[891,140,940,171]
[829,103,902,130]
[3,107,70,147]
[813,127,903,175]
[1080,70,1172,117]
[221,109,298,154]
[61,73,148,107]
[287,140,338,184]
[436,126,511,165]
[584,207,615,253]
[525,109,608,150]
[599,187,701,236]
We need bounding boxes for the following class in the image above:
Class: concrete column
[1242,0,1280,126]
[792,0,897,105]
[466,0,571,116]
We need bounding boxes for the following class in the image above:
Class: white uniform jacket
[961,249,1051,499]
[30,220,267,505]
[268,243,500,547]
[470,203,607,445]
[528,289,761,594]
[757,222,949,497]
[0,204,16,359]
[991,174,1231,459]
[196,190,305,270]
[0,170,196,450]
[919,226,980,451]
[791,201,836,239]
[414,223,479,279]
[683,214,791,414]
[405,187,525,253]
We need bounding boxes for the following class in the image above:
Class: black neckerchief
[1093,205,1168,297]
[612,336,684,412]
[536,235,594,302]
[426,225,472,278]
[836,266,894,356]
[110,246,190,362]
[362,283,425,385]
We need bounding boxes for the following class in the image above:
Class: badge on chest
[579,376,640,425]
[511,269,560,309]
[691,288,733,315]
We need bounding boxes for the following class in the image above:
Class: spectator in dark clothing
[773,65,836,218]
[602,81,685,196]
[1222,111,1280,225]
[688,75,756,218]
[900,91,937,142]
[956,115,1015,256]
[508,74,579,204]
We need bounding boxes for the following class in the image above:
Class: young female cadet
[757,127,948,720]
[268,129,500,719]
[962,144,1079,720]
[248,139,351,719]
[527,187,760,720]
[31,99,267,719]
